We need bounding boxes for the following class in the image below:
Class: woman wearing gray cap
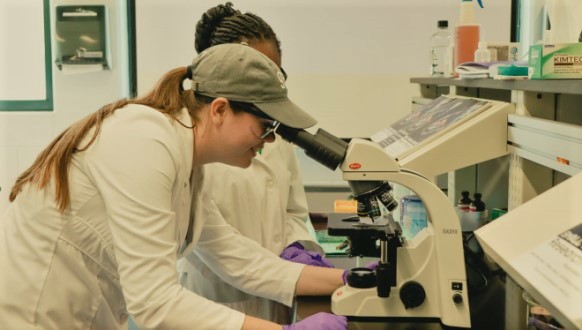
[177,1,334,326]
[0,43,346,329]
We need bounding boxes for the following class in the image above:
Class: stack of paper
[455,61,528,79]
[455,61,495,79]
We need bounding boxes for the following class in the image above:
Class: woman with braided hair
[194,2,281,55]
[177,0,341,326]
[0,42,346,329]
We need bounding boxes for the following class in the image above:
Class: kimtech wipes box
[528,43,582,79]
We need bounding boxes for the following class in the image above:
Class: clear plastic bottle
[474,41,491,62]
[430,20,452,77]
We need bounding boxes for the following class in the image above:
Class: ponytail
[10,66,203,212]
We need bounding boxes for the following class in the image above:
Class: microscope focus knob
[399,281,425,309]
[452,293,464,304]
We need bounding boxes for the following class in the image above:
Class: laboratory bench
[410,76,582,96]
[295,256,505,330]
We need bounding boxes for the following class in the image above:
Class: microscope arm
[276,125,469,327]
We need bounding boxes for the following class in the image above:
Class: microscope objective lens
[369,198,381,219]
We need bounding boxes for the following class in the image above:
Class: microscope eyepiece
[275,125,348,171]
[275,124,398,217]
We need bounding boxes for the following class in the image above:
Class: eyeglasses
[228,100,280,139]
[280,67,288,81]
[259,118,280,139]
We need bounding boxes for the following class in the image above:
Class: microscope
[276,125,471,328]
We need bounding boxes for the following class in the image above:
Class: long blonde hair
[10,67,204,212]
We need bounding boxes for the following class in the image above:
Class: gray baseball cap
[189,43,316,129]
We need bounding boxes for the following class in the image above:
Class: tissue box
[528,43,582,79]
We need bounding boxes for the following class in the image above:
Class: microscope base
[331,230,471,328]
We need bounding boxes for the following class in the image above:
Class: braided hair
[194,2,281,55]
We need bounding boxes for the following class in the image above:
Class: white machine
[276,126,471,328]
[333,139,470,328]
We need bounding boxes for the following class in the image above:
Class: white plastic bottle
[430,20,452,77]
[474,41,491,62]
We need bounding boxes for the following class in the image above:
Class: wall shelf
[508,114,582,176]
[411,77,582,95]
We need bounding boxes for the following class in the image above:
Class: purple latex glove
[365,261,379,270]
[280,242,334,268]
[283,312,347,330]
[342,261,380,284]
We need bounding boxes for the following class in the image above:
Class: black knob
[399,281,425,309]
[452,293,463,304]
[376,262,391,298]
[346,268,376,289]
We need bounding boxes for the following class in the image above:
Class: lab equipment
[456,192,487,231]
[342,261,379,285]
[275,125,398,221]
[400,195,428,240]
[354,181,398,220]
[469,193,485,212]
[456,208,488,232]
[276,125,471,328]
[454,0,484,69]
[458,191,472,211]
[474,42,492,62]
[430,20,453,77]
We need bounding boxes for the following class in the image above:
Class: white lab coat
[178,138,323,323]
[0,105,304,329]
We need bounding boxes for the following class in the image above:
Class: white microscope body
[331,139,471,328]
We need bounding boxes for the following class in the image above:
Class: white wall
[0,0,511,214]
[0,0,129,214]
[136,0,510,187]
[136,0,511,138]
[0,1,46,101]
